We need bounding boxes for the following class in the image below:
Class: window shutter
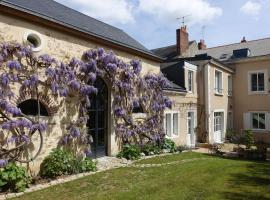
[266,113,270,131]
[243,113,251,129]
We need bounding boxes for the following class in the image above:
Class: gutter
[224,54,270,64]
[163,89,187,95]
[0,1,165,62]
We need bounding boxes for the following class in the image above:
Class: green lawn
[15,152,270,200]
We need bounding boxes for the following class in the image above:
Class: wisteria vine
[0,42,172,167]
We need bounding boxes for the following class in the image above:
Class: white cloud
[240,1,262,15]
[138,0,222,25]
[55,0,135,24]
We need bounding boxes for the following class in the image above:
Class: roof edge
[0,1,164,62]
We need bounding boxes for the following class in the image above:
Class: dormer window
[188,70,194,93]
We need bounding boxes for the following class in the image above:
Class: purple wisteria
[0,42,172,166]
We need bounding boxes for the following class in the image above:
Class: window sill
[215,92,223,96]
[248,91,268,95]
[166,135,179,139]
[251,129,267,133]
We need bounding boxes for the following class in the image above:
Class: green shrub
[76,158,97,173]
[141,143,162,156]
[244,129,254,149]
[226,129,236,142]
[162,138,177,153]
[117,144,141,160]
[0,163,31,193]
[40,148,96,179]
[176,145,189,152]
[40,149,76,178]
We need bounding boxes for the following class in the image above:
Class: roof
[0,0,162,60]
[153,37,270,62]
[198,38,270,61]
[152,41,196,59]
[164,80,186,93]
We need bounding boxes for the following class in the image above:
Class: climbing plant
[0,42,172,166]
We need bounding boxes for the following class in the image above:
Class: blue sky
[55,0,270,49]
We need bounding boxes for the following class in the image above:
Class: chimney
[241,37,247,43]
[198,39,206,50]
[176,26,189,56]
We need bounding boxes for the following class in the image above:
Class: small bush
[226,129,236,142]
[162,138,177,153]
[244,129,254,149]
[0,163,31,193]
[176,145,189,152]
[117,144,141,160]
[40,148,96,179]
[141,143,162,156]
[76,157,97,173]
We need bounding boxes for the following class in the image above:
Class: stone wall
[0,12,162,174]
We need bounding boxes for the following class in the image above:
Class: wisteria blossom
[0,42,172,166]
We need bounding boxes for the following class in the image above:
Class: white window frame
[228,75,233,96]
[187,111,195,135]
[164,111,179,138]
[250,112,266,131]
[188,70,194,93]
[248,70,268,95]
[214,69,223,95]
[214,112,222,132]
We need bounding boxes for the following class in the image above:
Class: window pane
[215,71,222,93]
[258,113,265,129]
[214,112,222,131]
[173,113,178,135]
[251,74,258,91]
[228,76,232,95]
[252,113,258,129]
[188,71,193,92]
[258,73,265,91]
[166,114,171,137]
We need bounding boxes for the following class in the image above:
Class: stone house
[154,26,270,145]
[1,0,270,173]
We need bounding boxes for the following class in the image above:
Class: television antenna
[177,14,192,27]
[202,25,206,40]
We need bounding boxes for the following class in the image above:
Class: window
[164,112,179,137]
[250,72,265,92]
[227,112,233,129]
[252,113,266,130]
[17,99,49,116]
[248,70,268,93]
[215,70,223,94]
[173,113,178,135]
[228,75,232,96]
[214,112,222,132]
[23,31,43,52]
[187,112,194,134]
[188,70,193,93]
[165,113,172,137]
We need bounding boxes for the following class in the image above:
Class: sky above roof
[55,0,270,49]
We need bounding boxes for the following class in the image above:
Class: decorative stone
[140,153,145,157]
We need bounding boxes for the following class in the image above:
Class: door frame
[88,78,109,157]
[187,110,196,147]
[213,110,225,143]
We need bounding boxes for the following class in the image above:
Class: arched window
[132,104,144,113]
[18,99,49,116]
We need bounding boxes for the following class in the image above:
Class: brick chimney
[198,39,206,50]
[176,26,189,56]
[241,37,247,43]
